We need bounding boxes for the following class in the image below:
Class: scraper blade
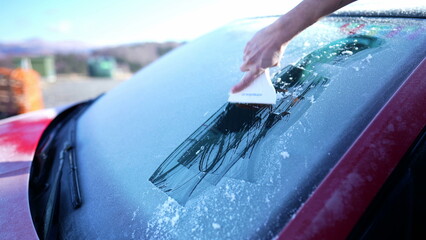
[228,68,277,105]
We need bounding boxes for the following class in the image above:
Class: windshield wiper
[65,119,82,209]
[30,100,94,240]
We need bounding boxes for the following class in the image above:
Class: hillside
[0,39,91,57]
[0,40,183,74]
[92,42,183,72]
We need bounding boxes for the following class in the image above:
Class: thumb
[231,69,263,93]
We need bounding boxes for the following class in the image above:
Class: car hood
[0,108,57,240]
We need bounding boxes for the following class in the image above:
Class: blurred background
[0,0,301,117]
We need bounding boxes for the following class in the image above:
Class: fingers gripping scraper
[228,68,277,105]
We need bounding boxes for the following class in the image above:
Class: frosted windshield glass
[149,35,383,205]
[72,17,426,239]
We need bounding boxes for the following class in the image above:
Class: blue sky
[1,0,301,46]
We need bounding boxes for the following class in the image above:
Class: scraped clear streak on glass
[228,68,277,105]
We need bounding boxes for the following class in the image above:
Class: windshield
[58,16,426,239]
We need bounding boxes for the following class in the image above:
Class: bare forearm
[271,0,356,43]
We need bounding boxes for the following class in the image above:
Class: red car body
[0,109,57,239]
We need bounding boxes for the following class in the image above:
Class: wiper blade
[43,149,64,240]
[64,119,82,209]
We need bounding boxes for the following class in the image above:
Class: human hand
[231,0,358,94]
[231,23,288,93]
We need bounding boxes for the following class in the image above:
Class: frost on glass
[149,35,384,205]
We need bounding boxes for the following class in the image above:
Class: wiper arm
[43,133,82,239]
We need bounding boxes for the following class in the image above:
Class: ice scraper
[228,68,277,105]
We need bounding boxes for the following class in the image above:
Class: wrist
[270,15,304,45]
[271,0,330,45]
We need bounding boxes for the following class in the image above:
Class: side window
[348,128,426,240]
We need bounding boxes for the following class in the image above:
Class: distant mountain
[0,39,92,58]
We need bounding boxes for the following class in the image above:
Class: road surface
[41,77,123,108]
